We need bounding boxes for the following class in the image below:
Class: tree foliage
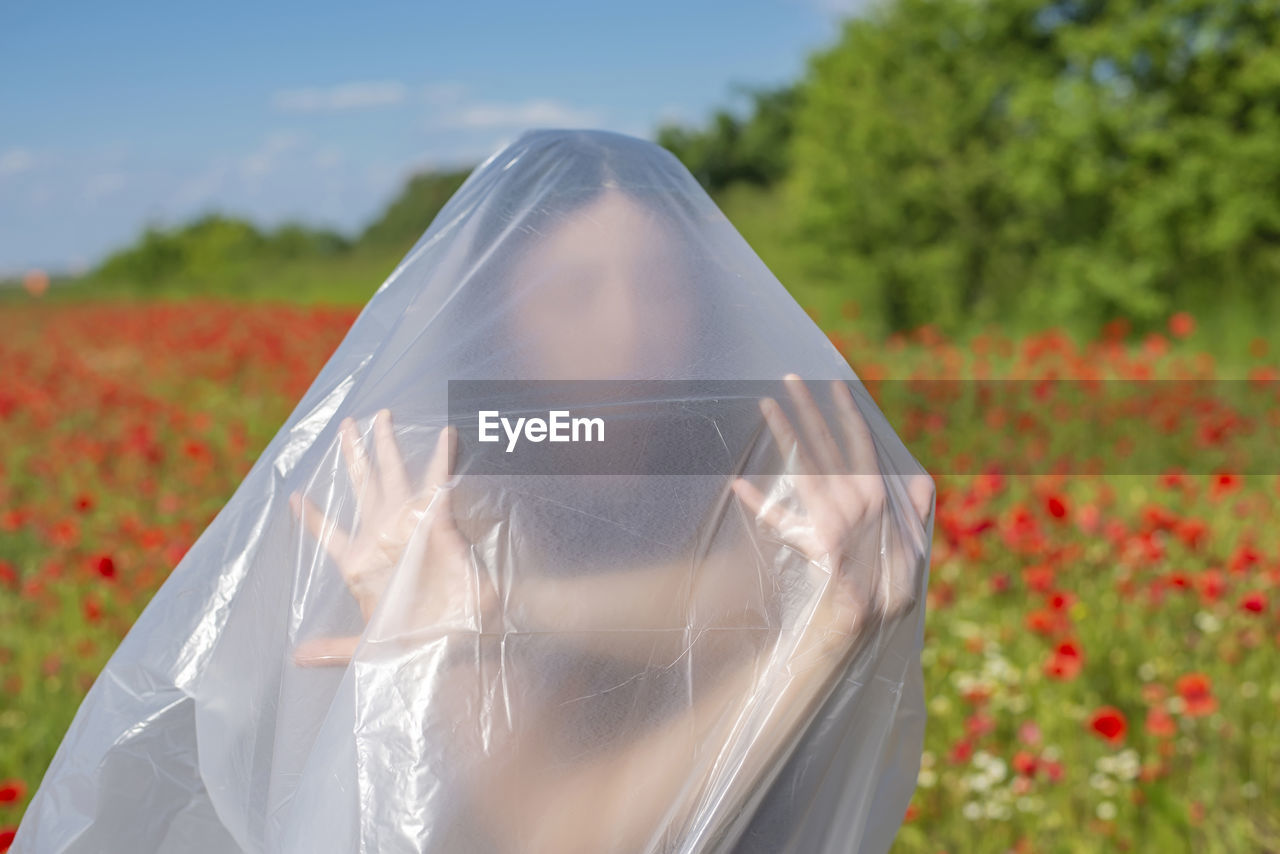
[657,83,797,193]
[358,169,471,250]
[96,214,349,292]
[89,169,471,296]
[786,0,1280,333]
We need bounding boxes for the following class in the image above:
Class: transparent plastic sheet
[13,129,935,854]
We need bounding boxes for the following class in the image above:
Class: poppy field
[1,299,1277,852]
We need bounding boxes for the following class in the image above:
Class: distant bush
[95,214,350,293]
[358,169,472,251]
[84,169,478,299]
[656,83,796,194]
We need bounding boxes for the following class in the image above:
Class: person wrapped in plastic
[12,129,935,853]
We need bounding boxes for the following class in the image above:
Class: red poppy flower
[1175,673,1217,717]
[1141,504,1178,531]
[1025,609,1059,635]
[0,826,16,851]
[1168,312,1195,338]
[1241,591,1267,614]
[948,739,974,764]
[1211,473,1240,498]
[976,471,1005,497]
[1048,590,1076,611]
[48,518,79,547]
[965,713,996,738]
[1103,318,1130,340]
[1045,639,1084,680]
[1174,518,1207,549]
[1045,494,1068,520]
[1197,570,1225,603]
[1023,564,1056,592]
[0,779,24,802]
[95,555,116,579]
[1012,750,1038,777]
[1229,543,1261,574]
[1088,706,1127,744]
[1076,502,1100,533]
[1145,706,1177,738]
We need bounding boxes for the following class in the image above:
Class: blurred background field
[2,0,1279,851]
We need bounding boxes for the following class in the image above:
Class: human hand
[290,410,484,667]
[731,375,934,651]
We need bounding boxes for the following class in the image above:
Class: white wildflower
[1193,611,1220,634]
[1016,795,1044,814]
[1089,773,1118,796]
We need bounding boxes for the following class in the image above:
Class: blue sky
[0,0,859,275]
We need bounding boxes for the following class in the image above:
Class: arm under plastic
[473,545,920,854]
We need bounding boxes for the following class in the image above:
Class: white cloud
[172,161,232,209]
[240,131,304,178]
[0,148,35,177]
[312,146,343,170]
[422,82,467,105]
[436,98,601,130]
[84,172,127,202]
[273,80,408,113]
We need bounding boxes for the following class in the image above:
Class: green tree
[786,0,1280,334]
[657,83,797,193]
[358,169,472,251]
[93,214,350,295]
